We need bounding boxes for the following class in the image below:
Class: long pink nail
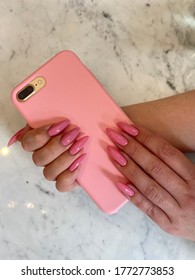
[69,136,89,155]
[48,119,70,136]
[60,127,80,146]
[7,127,26,147]
[117,182,135,197]
[117,122,139,136]
[106,128,128,146]
[69,153,86,172]
[107,146,127,166]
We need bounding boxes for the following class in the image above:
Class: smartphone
[11,50,132,214]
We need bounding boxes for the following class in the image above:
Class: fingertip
[55,180,76,193]
[116,182,135,197]
[68,153,86,172]
[48,119,70,137]
[117,122,139,136]
[55,166,80,192]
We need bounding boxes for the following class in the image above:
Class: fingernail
[107,146,127,166]
[69,136,89,155]
[48,119,70,136]
[106,128,128,146]
[60,127,80,146]
[117,122,139,136]
[69,153,87,172]
[117,182,135,197]
[7,126,26,147]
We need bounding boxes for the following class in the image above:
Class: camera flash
[17,76,46,101]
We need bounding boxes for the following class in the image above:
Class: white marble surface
[0,0,195,259]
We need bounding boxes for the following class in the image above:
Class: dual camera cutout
[17,77,46,101]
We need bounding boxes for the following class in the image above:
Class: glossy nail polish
[117,122,139,136]
[107,146,127,166]
[69,136,89,155]
[7,126,26,147]
[69,153,86,172]
[117,182,135,197]
[48,119,70,136]
[60,127,80,146]
[106,128,128,146]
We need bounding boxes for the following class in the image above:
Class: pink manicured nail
[69,153,86,172]
[117,182,135,197]
[117,122,139,136]
[7,127,26,147]
[106,128,128,146]
[60,127,80,146]
[48,119,70,136]
[69,136,89,155]
[107,146,127,166]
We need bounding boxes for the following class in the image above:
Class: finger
[55,166,81,192]
[117,182,172,231]
[107,128,187,198]
[32,127,80,166]
[118,123,195,181]
[17,124,32,141]
[21,119,70,152]
[43,150,83,181]
[21,124,53,152]
[107,146,180,214]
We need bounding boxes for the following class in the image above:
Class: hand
[8,120,88,192]
[106,122,195,241]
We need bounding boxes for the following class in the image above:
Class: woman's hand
[8,120,88,192]
[106,122,195,241]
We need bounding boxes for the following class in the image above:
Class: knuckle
[56,177,74,192]
[133,193,159,222]
[32,152,44,167]
[144,184,160,201]
[43,167,55,181]
[125,143,137,157]
[126,166,137,177]
[21,136,33,152]
[134,195,145,209]
[146,161,162,177]
[33,132,44,146]
[159,143,175,159]
[145,205,157,220]
[21,132,42,152]
[139,132,153,146]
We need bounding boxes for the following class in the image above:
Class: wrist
[121,99,194,153]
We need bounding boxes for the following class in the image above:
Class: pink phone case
[11,50,132,214]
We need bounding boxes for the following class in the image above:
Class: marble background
[0,0,195,259]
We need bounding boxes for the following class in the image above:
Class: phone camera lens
[17,85,34,101]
